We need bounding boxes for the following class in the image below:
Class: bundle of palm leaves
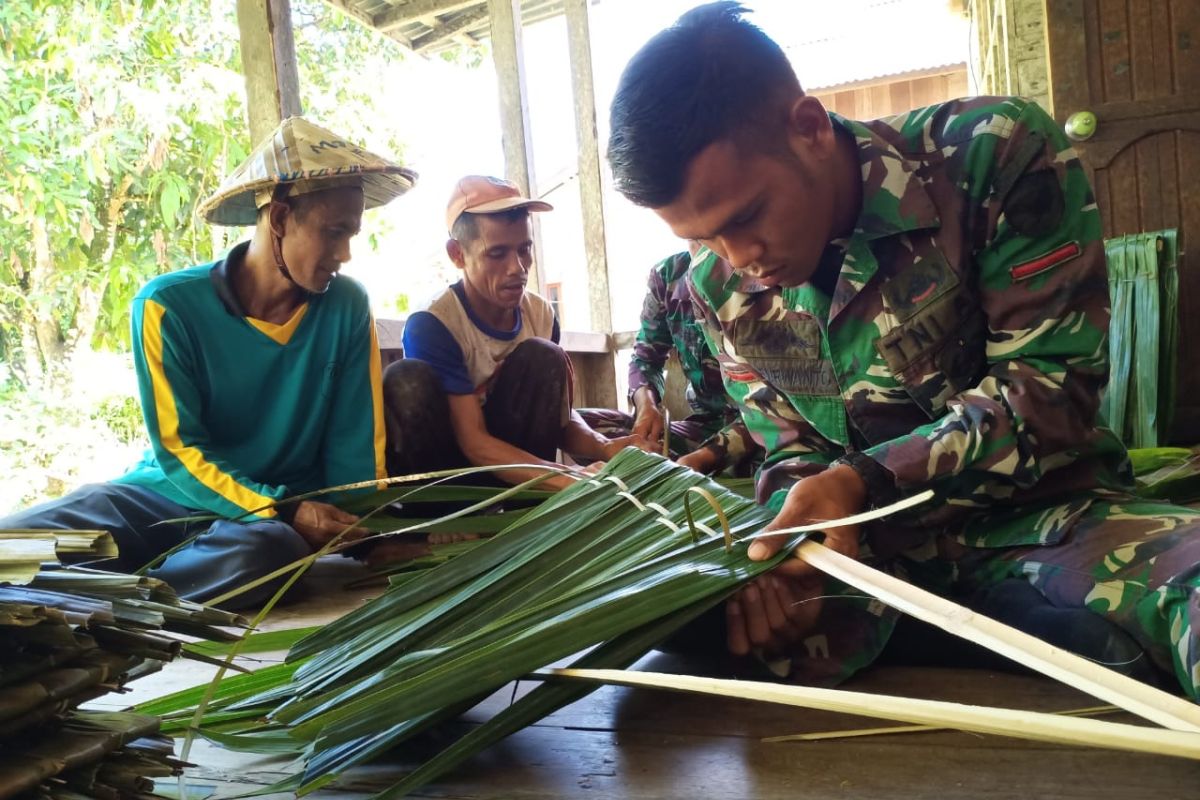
[141,448,806,797]
[143,449,1200,798]
[0,529,244,799]
[1102,230,1180,447]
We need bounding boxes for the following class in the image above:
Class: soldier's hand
[602,434,657,459]
[677,447,719,474]
[747,464,867,579]
[631,403,665,444]
[726,573,826,656]
[290,500,368,549]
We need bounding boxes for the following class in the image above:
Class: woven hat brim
[200,166,418,226]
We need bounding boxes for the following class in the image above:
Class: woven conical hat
[199,117,418,226]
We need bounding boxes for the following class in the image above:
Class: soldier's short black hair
[607,2,802,208]
[450,207,531,246]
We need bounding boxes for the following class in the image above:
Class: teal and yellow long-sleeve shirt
[115,242,387,520]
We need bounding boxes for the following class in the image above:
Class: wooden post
[236,0,303,143]
[487,0,544,294]
[564,0,617,409]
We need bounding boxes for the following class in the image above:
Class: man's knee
[242,520,313,568]
[149,519,311,609]
[508,337,568,376]
[383,358,445,410]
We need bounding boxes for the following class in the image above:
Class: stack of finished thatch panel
[0,529,244,799]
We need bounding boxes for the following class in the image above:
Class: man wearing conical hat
[0,118,416,608]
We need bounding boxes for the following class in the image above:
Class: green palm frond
[155,449,893,797]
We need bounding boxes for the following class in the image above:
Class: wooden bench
[376,320,693,418]
[376,318,623,410]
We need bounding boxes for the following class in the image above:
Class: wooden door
[1044,0,1200,441]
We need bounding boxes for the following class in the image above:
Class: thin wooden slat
[888,81,912,115]
[1128,0,1157,100]
[1151,0,1176,95]
[1083,0,1104,110]
[1135,138,1164,236]
[1098,0,1133,103]
[1173,0,1200,94]
[793,541,1200,733]
[1157,131,1182,231]
[762,705,1117,742]
[1101,146,1143,235]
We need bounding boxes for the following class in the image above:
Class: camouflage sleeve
[627,260,674,404]
[860,101,1113,507]
[693,418,758,474]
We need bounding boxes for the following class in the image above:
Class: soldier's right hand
[726,573,825,656]
[632,403,665,444]
[290,500,368,549]
[631,386,665,444]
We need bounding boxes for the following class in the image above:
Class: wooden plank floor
[96,557,1200,800]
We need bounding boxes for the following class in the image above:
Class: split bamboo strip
[551,669,1200,760]
[794,540,1200,732]
[743,489,935,540]
[762,705,1119,742]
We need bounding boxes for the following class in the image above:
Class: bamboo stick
[794,541,1200,733]
[763,705,1119,742]
[551,668,1200,760]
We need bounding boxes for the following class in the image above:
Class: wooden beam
[488,0,544,294]
[236,0,303,143]
[413,6,490,52]
[375,0,481,32]
[316,0,413,48]
[564,0,616,408]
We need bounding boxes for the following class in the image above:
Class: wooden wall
[813,69,970,120]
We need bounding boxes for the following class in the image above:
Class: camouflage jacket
[629,252,736,438]
[689,97,1133,550]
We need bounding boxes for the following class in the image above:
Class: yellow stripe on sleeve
[142,299,279,517]
[369,316,387,481]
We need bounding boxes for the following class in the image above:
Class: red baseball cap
[445,175,553,234]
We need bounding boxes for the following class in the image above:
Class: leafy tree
[0,0,409,384]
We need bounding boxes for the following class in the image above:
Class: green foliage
[0,0,410,383]
[0,353,147,512]
[90,394,144,444]
[0,0,248,379]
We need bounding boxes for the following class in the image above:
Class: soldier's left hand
[747,463,867,579]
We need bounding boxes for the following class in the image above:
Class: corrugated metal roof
[773,0,970,91]
[321,0,968,84]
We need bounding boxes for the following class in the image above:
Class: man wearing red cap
[383,176,651,491]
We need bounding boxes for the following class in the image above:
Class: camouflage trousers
[784,497,1200,700]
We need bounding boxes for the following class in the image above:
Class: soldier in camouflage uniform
[608,2,1200,698]
[579,250,758,475]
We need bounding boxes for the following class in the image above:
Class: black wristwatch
[831,450,899,509]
